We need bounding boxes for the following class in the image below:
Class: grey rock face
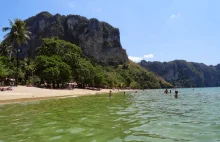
[139,60,220,87]
[22,11,128,65]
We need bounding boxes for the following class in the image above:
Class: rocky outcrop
[139,60,220,87]
[21,11,128,65]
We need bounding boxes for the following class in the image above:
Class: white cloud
[144,54,154,59]
[128,56,143,62]
[170,13,180,19]
[96,8,102,12]
[129,54,155,62]
[68,3,75,9]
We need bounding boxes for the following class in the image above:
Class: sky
[0,0,220,65]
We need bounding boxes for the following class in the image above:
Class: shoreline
[0,86,132,105]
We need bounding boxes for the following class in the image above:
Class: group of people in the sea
[108,88,178,98]
[108,90,138,98]
[164,88,178,99]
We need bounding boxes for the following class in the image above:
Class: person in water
[174,90,178,99]
[124,92,126,95]
[164,89,168,94]
[170,90,172,93]
[109,91,112,98]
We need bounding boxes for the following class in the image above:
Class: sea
[0,87,220,142]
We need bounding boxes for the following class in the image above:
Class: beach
[0,86,127,104]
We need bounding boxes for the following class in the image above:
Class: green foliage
[103,61,172,89]
[0,56,15,78]
[36,38,94,85]
[0,41,11,57]
[0,61,9,77]
[1,19,31,85]
[129,81,140,89]
[94,74,104,86]
[37,38,82,57]
[1,37,172,89]
[34,38,172,88]
[35,55,71,83]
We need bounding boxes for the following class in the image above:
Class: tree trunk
[16,46,19,86]
[9,48,12,60]
[32,71,34,85]
[9,40,15,61]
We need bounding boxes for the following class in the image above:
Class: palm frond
[24,30,32,35]
[2,27,11,32]
[3,33,11,39]
[24,34,30,40]
[9,19,13,27]
[14,31,19,36]
[16,38,21,45]
[2,19,31,46]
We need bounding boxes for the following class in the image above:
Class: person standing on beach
[50,83,53,89]
[109,91,112,98]
[44,82,47,88]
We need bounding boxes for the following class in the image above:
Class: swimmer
[174,91,178,99]
[164,89,168,94]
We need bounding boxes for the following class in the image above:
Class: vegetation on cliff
[0,37,172,88]
[33,38,172,88]
[140,60,220,87]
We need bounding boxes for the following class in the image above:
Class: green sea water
[0,88,220,142]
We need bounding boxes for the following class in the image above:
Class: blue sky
[0,0,220,65]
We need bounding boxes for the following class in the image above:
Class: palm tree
[2,19,31,86]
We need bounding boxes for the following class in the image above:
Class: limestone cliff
[21,11,128,65]
[139,60,220,87]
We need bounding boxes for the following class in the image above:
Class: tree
[73,58,95,86]
[37,38,82,58]
[2,19,31,86]
[93,66,105,87]
[36,38,98,86]
[34,56,72,83]
[19,58,36,84]
[34,38,172,89]
[0,56,15,78]
[0,61,9,78]
[94,74,104,87]
[37,38,83,82]
[0,41,13,58]
[130,81,140,89]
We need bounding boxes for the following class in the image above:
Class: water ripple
[0,88,220,141]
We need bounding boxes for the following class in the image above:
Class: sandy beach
[0,86,129,104]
